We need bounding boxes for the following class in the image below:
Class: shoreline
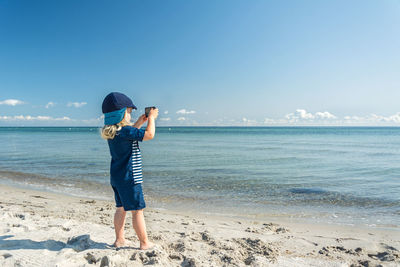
[2,178,399,232]
[0,183,399,266]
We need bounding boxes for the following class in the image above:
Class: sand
[0,184,399,267]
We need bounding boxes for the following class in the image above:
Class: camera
[145,106,156,117]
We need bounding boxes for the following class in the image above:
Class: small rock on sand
[67,234,91,252]
[100,256,110,267]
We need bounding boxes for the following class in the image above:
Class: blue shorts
[111,183,146,211]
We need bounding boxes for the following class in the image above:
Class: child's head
[101,93,136,140]
[123,107,133,125]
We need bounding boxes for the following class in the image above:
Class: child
[101,92,158,250]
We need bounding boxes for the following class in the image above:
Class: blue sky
[1,0,399,126]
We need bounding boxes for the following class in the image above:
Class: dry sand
[0,184,399,267]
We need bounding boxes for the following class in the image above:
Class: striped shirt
[107,126,145,186]
[131,140,143,184]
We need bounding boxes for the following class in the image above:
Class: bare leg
[131,209,154,250]
[113,207,126,247]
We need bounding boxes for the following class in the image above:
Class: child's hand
[148,108,159,120]
[138,114,148,123]
[133,114,147,129]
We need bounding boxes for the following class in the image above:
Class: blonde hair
[100,113,133,140]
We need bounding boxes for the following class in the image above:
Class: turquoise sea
[0,127,399,228]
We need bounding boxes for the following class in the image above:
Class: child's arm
[143,109,158,141]
[133,115,147,129]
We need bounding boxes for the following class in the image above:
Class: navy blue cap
[102,92,137,114]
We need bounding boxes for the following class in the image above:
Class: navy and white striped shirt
[107,126,145,186]
[131,140,143,183]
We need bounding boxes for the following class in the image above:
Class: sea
[0,126,399,229]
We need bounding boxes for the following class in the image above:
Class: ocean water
[0,127,399,228]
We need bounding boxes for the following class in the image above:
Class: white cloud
[80,115,104,124]
[45,102,56,109]
[285,109,337,122]
[0,115,71,121]
[387,113,400,123]
[264,118,278,124]
[160,117,171,121]
[67,102,87,108]
[176,109,196,115]
[175,110,400,126]
[372,113,400,123]
[0,99,25,106]
[284,113,294,120]
[164,109,400,126]
[315,111,337,119]
[279,109,400,125]
[242,117,258,125]
[297,109,314,119]
[164,111,169,115]
[343,113,400,124]
[344,115,367,123]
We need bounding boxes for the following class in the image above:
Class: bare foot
[140,241,155,250]
[113,239,126,248]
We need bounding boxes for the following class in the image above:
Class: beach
[2,0,399,265]
[0,184,399,267]
[1,127,400,266]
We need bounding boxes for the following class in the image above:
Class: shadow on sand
[0,234,110,252]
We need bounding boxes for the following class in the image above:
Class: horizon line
[1,125,400,128]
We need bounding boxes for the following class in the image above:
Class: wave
[0,169,111,200]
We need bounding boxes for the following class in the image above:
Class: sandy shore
[0,184,399,267]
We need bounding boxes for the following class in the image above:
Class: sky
[1,0,399,126]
